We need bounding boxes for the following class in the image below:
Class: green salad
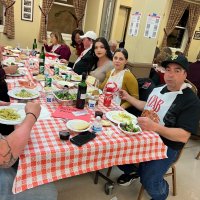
[120,122,140,133]
[55,91,76,100]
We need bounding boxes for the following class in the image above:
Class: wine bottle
[39,46,45,74]
[76,72,87,109]
[33,38,37,50]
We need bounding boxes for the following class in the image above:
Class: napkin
[52,105,92,121]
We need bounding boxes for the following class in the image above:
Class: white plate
[14,62,24,67]
[71,75,82,82]
[46,52,60,57]
[0,103,51,125]
[118,122,142,135]
[66,119,91,132]
[33,74,45,81]
[57,80,77,87]
[0,103,26,125]
[11,49,21,54]
[4,46,13,50]
[106,111,137,124]
[8,88,40,100]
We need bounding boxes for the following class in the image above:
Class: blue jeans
[0,167,58,200]
[118,146,180,200]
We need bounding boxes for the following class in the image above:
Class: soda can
[65,73,72,81]
[39,65,44,74]
[54,67,59,75]
[45,77,52,87]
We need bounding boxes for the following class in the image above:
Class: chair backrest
[185,79,198,95]
[137,78,155,101]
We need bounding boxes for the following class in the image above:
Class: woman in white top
[100,48,138,109]
[90,37,113,84]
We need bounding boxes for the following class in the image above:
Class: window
[0,2,4,30]
[167,10,189,50]
[47,0,76,39]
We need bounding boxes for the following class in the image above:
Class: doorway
[114,6,131,48]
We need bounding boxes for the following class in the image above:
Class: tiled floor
[55,138,200,200]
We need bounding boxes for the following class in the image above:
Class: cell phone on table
[70,131,96,146]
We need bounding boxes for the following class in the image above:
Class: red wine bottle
[76,72,87,109]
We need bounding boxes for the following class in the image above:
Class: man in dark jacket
[73,31,97,75]
[0,46,18,135]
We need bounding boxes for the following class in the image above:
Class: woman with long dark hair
[90,37,113,84]
[71,29,84,56]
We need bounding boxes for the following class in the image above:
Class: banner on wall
[144,13,161,38]
[129,12,142,36]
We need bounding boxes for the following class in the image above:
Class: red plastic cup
[103,92,113,107]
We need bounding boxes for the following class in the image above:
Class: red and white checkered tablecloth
[5,59,167,194]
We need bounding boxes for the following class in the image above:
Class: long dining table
[3,55,167,194]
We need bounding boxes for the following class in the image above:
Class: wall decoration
[21,0,34,22]
[193,31,200,40]
[129,12,142,37]
[144,13,161,39]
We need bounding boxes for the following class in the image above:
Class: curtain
[0,0,15,39]
[184,4,200,55]
[38,0,54,42]
[73,0,87,29]
[161,0,189,47]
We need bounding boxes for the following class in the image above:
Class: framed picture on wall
[193,31,200,40]
[21,0,34,21]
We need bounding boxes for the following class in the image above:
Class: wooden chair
[137,147,185,200]
[196,151,200,160]
[185,79,198,95]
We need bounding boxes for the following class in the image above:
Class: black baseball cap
[161,55,189,71]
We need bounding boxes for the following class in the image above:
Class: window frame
[47,0,75,42]
[168,26,188,53]
[0,3,5,33]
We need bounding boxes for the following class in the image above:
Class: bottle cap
[96,116,101,120]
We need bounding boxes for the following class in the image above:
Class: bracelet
[26,112,37,122]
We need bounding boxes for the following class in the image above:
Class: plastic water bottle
[92,116,102,132]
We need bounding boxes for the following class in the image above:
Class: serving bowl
[118,121,142,135]
[53,89,77,106]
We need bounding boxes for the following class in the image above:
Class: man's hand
[25,102,41,119]
[137,117,158,132]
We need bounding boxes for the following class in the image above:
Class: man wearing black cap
[117,55,200,199]
[73,31,97,75]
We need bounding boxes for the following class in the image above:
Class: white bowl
[53,89,76,106]
[118,122,142,135]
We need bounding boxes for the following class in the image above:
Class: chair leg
[171,166,177,196]
[137,185,144,200]
[196,151,200,160]
[94,171,99,184]
[107,167,112,177]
